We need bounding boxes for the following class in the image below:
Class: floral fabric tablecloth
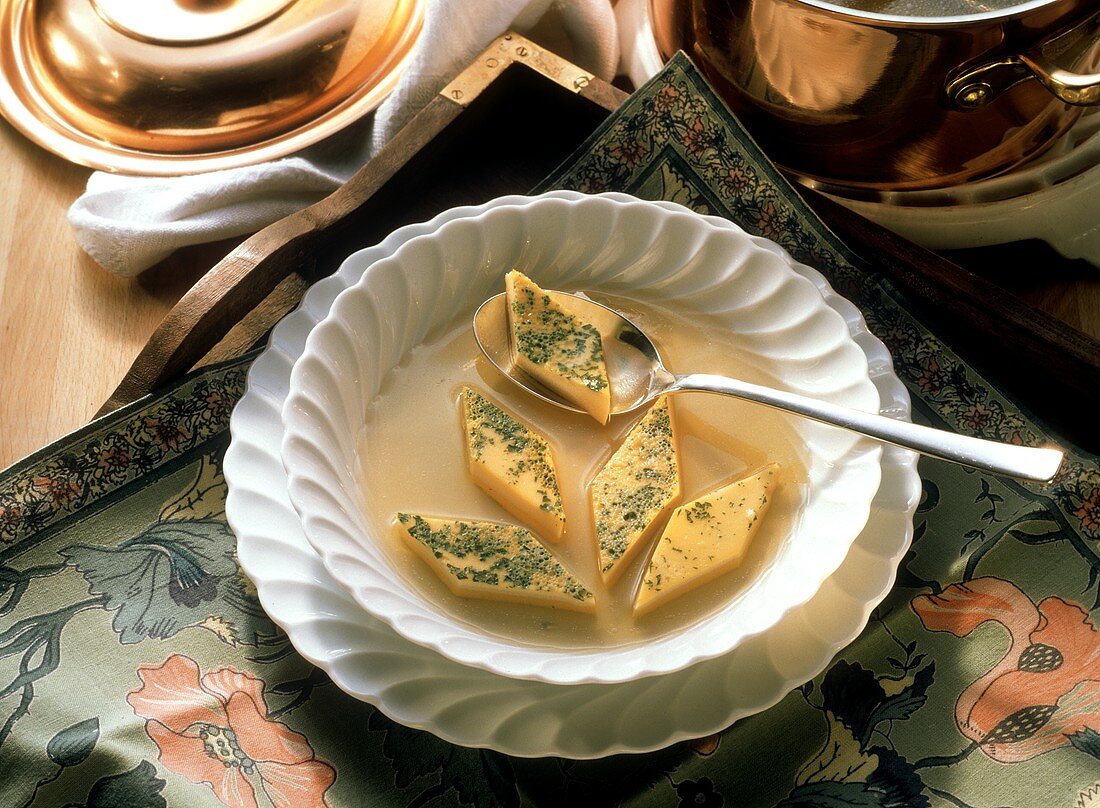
[2,54,1099,808]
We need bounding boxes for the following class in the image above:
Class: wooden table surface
[2,117,1099,471]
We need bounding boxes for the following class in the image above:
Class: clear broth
[357,297,809,650]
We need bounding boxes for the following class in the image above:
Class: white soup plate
[280,193,885,686]
[226,191,920,757]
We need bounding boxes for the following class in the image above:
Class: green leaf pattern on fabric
[368,708,520,807]
[83,760,168,808]
[62,519,274,646]
[1069,728,1100,762]
[46,717,100,766]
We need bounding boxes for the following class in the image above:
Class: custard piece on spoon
[505,270,612,423]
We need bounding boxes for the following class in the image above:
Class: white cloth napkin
[68,0,619,277]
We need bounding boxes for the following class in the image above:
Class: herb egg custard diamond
[460,386,565,542]
[394,514,594,612]
[634,464,779,617]
[590,395,682,585]
[505,270,612,424]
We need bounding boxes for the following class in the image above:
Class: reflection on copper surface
[90,0,299,45]
[0,0,423,174]
[650,0,1100,192]
[749,0,891,114]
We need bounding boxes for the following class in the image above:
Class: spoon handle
[671,373,1063,482]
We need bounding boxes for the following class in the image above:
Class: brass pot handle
[947,11,1100,109]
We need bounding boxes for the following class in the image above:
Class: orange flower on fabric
[912,577,1100,763]
[1075,487,1100,537]
[915,355,948,394]
[128,654,335,808]
[690,733,721,757]
[144,418,192,451]
[960,402,993,432]
[32,475,81,507]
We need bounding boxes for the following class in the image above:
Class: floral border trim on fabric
[0,359,249,546]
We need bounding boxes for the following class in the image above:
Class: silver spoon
[473,291,1064,482]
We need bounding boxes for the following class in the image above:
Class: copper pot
[650,0,1100,192]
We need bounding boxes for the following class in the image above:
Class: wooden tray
[98,33,1100,450]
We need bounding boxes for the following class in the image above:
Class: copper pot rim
[793,0,1068,27]
[0,0,426,177]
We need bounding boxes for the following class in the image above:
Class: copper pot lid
[798,0,1046,21]
[0,0,424,175]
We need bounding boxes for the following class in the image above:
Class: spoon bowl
[474,287,1064,482]
[473,292,668,417]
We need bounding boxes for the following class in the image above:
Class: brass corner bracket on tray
[95,32,625,418]
[440,33,597,106]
